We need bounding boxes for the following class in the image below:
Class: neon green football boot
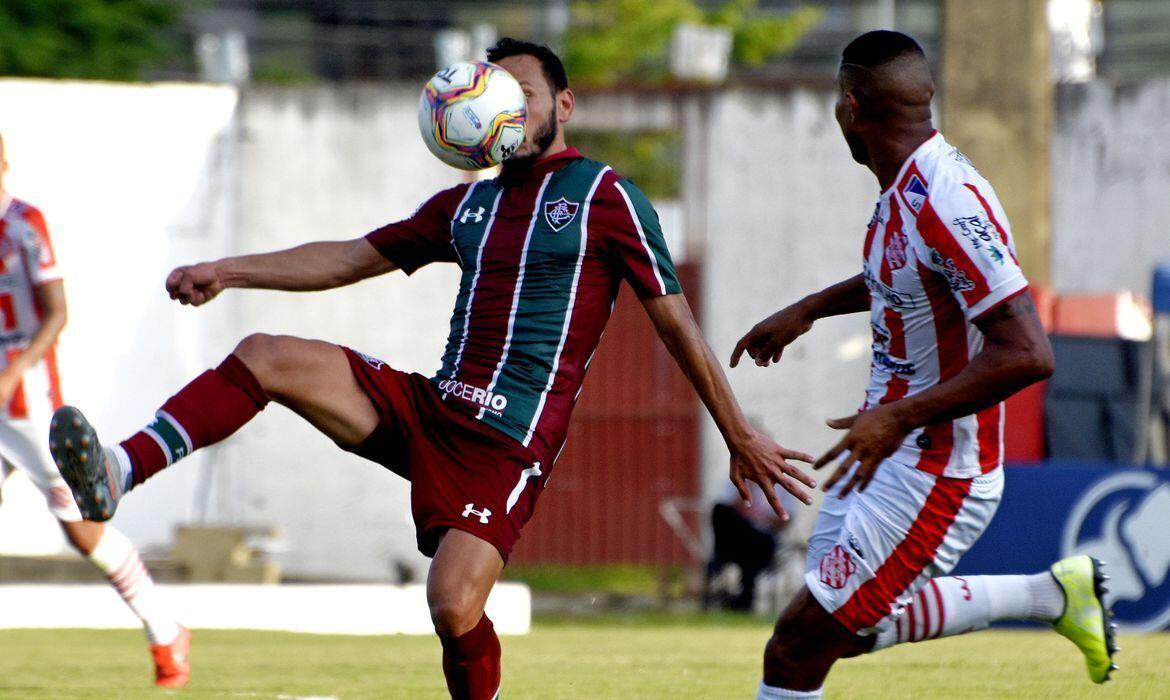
[1050,555,1118,683]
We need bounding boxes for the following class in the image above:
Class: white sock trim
[758,681,824,699]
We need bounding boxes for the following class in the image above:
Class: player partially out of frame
[0,132,190,687]
[48,39,816,699]
[732,32,1117,699]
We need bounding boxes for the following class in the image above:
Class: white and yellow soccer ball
[418,61,527,170]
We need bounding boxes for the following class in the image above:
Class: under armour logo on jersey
[463,503,492,524]
[544,197,580,232]
[460,206,485,224]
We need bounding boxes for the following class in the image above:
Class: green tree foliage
[564,0,824,86]
[0,0,177,81]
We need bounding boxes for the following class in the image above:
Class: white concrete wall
[693,89,874,532]
[1051,78,1170,294]
[0,80,240,555]
[217,86,466,581]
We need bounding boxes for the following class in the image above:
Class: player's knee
[429,593,484,639]
[233,333,300,385]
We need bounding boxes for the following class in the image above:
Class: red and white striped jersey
[861,132,1027,478]
[0,195,64,420]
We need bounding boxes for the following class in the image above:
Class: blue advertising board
[954,462,1170,631]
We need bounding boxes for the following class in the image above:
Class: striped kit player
[735,31,1116,700]
[0,169,189,688]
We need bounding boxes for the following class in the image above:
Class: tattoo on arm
[979,293,1035,326]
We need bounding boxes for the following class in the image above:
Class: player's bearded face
[510,100,558,163]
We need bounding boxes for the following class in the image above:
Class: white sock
[87,525,180,645]
[110,445,134,493]
[758,682,823,699]
[874,574,1066,650]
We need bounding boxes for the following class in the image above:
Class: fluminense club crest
[544,197,580,232]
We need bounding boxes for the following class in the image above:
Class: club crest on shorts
[819,544,857,590]
[354,351,385,370]
[544,197,580,232]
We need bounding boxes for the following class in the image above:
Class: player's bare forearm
[8,280,67,374]
[219,239,395,291]
[643,293,816,515]
[815,292,1054,497]
[798,273,871,320]
[886,291,1054,429]
[168,238,395,306]
[731,274,869,368]
[642,294,751,442]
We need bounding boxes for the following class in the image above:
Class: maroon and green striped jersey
[366,148,681,464]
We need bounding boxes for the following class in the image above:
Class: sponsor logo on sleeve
[951,215,997,249]
[929,250,976,292]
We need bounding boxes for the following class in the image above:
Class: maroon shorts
[341,347,545,562]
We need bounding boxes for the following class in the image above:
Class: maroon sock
[440,615,501,700]
[121,354,268,486]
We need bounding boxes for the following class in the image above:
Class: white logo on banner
[1062,471,1170,632]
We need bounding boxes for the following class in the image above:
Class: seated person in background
[710,479,795,612]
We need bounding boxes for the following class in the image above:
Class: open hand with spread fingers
[814,404,912,498]
[729,427,817,521]
[166,262,226,307]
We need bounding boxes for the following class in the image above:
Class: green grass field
[1,616,1166,699]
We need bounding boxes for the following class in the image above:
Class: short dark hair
[486,37,569,93]
[841,30,924,71]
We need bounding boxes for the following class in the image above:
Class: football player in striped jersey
[733,31,1115,699]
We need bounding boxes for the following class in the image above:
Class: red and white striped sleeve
[20,204,61,286]
[913,178,1028,321]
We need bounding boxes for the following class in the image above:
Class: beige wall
[942,0,1053,285]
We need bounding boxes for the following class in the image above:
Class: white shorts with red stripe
[804,458,1002,635]
[0,415,82,522]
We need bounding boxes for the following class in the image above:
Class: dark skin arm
[816,291,1054,496]
[642,293,816,519]
[731,274,869,368]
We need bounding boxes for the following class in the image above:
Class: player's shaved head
[839,31,933,122]
[834,31,935,171]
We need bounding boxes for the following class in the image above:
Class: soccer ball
[418,61,527,170]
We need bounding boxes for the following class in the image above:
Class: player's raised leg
[428,529,506,700]
[51,333,380,521]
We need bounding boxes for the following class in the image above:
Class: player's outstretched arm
[816,291,1054,496]
[641,293,816,520]
[165,238,397,306]
[731,273,869,368]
